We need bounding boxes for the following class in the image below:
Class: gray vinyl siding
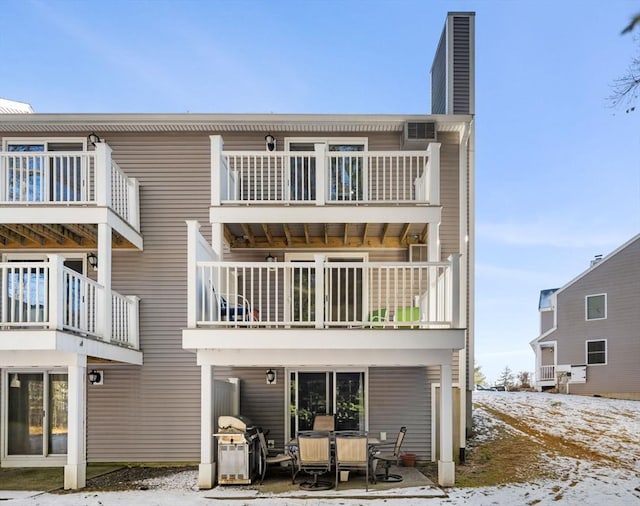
[540,310,555,334]
[552,237,640,396]
[87,132,212,462]
[452,15,472,115]
[368,367,431,460]
[438,132,461,258]
[431,28,447,115]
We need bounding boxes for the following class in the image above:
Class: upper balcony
[211,136,440,208]
[0,141,142,250]
[0,254,141,364]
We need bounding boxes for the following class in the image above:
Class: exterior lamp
[10,373,21,388]
[265,253,276,263]
[88,369,103,385]
[265,134,276,152]
[266,369,277,385]
[87,253,98,271]
[87,132,101,146]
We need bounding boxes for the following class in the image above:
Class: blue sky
[2,0,639,382]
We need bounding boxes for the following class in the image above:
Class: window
[586,339,607,365]
[585,294,606,320]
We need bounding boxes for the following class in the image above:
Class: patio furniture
[257,430,297,484]
[367,308,388,329]
[213,288,257,321]
[334,432,369,491]
[372,426,407,483]
[394,307,420,328]
[312,414,335,432]
[297,431,333,491]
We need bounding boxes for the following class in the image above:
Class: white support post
[65,357,87,489]
[198,363,216,489]
[210,135,224,207]
[126,295,140,349]
[427,142,440,206]
[97,223,112,342]
[428,223,441,262]
[47,254,64,330]
[187,220,200,328]
[438,362,455,486]
[315,143,326,206]
[127,177,141,232]
[228,377,240,416]
[314,254,325,329]
[449,254,461,328]
[94,142,112,208]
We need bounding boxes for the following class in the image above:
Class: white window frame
[1,368,69,466]
[585,293,607,321]
[2,137,88,151]
[586,338,607,366]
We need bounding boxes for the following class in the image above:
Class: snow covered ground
[3,391,640,505]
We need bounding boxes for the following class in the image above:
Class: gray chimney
[430,12,475,115]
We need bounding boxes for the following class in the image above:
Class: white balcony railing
[212,137,440,206]
[539,365,556,382]
[0,143,140,231]
[193,258,459,329]
[0,259,139,349]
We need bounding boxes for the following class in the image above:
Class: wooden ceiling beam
[24,224,66,244]
[223,225,235,247]
[283,224,292,246]
[324,224,329,245]
[4,224,45,246]
[0,227,25,246]
[380,223,391,244]
[421,224,428,244]
[343,224,348,245]
[261,224,273,245]
[241,224,256,246]
[303,223,311,245]
[400,223,411,245]
[362,223,370,246]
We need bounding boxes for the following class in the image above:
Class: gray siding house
[0,12,475,489]
[531,234,640,400]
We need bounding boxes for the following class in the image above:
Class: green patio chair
[367,308,388,329]
[394,307,420,328]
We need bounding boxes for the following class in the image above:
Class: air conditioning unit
[402,121,436,149]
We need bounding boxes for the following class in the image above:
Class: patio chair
[367,308,388,329]
[334,432,369,491]
[213,288,257,322]
[297,431,333,490]
[393,307,420,328]
[257,430,297,484]
[312,414,335,432]
[372,426,407,483]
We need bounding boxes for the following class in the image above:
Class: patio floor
[207,464,447,500]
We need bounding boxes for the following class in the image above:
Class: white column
[94,142,112,208]
[314,254,324,329]
[64,357,87,489]
[127,177,141,232]
[314,143,326,206]
[47,254,64,330]
[96,223,112,342]
[198,363,216,489]
[438,362,455,486]
[427,142,440,206]
[210,135,223,207]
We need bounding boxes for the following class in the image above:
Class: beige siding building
[532,234,640,400]
[0,12,475,490]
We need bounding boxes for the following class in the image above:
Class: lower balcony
[0,256,141,362]
[191,258,459,330]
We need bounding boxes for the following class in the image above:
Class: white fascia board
[210,206,441,224]
[183,328,465,351]
[195,348,455,367]
[0,331,143,365]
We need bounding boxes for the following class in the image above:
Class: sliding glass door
[289,370,366,439]
[7,371,68,456]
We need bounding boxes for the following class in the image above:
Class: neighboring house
[531,234,640,400]
[0,12,475,489]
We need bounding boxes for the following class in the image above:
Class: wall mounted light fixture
[88,369,103,385]
[10,373,21,388]
[266,368,277,385]
[87,132,101,146]
[87,253,98,271]
[265,134,276,152]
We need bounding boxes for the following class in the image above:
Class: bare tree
[610,13,640,113]
[474,365,487,387]
[517,371,531,389]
